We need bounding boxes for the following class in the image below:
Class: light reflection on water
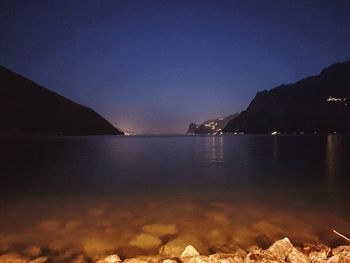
[0,135,350,261]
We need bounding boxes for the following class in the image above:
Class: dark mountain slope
[223,61,350,134]
[0,66,123,135]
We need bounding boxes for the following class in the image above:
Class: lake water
[0,135,349,261]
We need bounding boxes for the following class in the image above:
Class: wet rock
[244,248,279,263]
[304,244,330,262]
[23,246,42,258]
[137,255,163,263]
[244,238,293,262]
[181,246,200,259]
[327,253,350,263]
[183,256,210,263]
[129,233,162,250]
[328,246,350,263]
[142,224,178,237]
[266,237,293,261]
[286,248,310,263]
[245,246,260,253]
[96,255,122,263]
[159,236,205,258]
[116,246,146,259]
[28,257,48,263]
[332,245,350,255]
[209,244,247,258]
[0,253,29,263]
[123,259,148,263]
[209,253,244,263]
[162,260,177,263]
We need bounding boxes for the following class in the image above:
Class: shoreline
[1,238,349,263]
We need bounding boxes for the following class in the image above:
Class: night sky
[1,1,350,134]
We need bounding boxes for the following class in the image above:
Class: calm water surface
[0,135,349,260]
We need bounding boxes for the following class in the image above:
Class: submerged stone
[72,254,89,263]
[205,213,230,225]
[129,233,162,250]
[83,238,116,256]
[28,257,48,263]
[23,246,42,258]
[142,224,178,237]
[159,236,205,258]
[251,221,285,239]
[0,253,29,263]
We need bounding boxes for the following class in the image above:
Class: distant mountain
[187,114,239,134]
[222,61,350,134]
[0,66,123,135]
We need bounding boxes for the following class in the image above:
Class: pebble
[96,255,122,263]
[286,248,310,263]
[181,246,200,259]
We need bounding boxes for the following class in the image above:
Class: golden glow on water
[1,135,350,262]
[1,194,349,261]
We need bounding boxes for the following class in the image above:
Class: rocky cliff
[187,114,239,134]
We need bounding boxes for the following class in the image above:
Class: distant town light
[326,96,347,102]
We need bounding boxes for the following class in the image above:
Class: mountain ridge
[222,60,350,134]
[0,65,123,136]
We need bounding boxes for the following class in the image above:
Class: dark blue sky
[1,0,350,134]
